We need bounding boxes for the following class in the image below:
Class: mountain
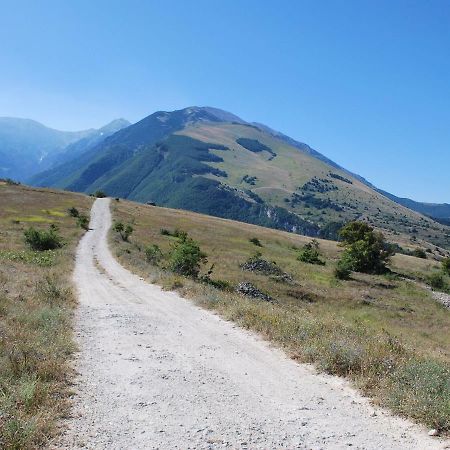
[38,118,130,173]
[30,106,450,250]
[0,117,129,181]
[377,189,450,220]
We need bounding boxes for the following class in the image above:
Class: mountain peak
[99,118,130,133]
[186,106,247,124]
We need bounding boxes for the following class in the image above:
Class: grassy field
[0,182,92,449]
[111,199,450,433]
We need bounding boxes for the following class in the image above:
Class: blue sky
[1,0,449,202]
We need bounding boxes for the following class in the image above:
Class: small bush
[113,222,133,241]
[67,207,79,217]
[77,214,89,230]
[144,244,163,265]
[427,272,445,290]
[24,225,63,251]
[94,190,107,198]
[249,237,262,247]
[168,234,207,278]
[160,228,188,240]
[334,261,351,280]
[412,248,427,259]
[173,228,188,240]
[442,258,450,276]
[297,240,325,265]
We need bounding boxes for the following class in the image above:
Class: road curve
[55,198,447,449]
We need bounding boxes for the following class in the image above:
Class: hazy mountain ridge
[0,117,129,181]
[377,189,450,219]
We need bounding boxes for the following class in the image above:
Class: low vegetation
[93,190,106,198]
[297,240,325,265]
[113,221,133,241]
[167,233,207,278]
[443,257,450,276]
[0,184,92,449]
[110,200,450,434]
[24,225,64,251]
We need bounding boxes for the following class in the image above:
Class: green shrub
[168,234,207,278]
[113,222,133,241]
[334,260,351,280]
[160,228,188,240]
[94,190,107,198]
[77,214,89,230]
[427,272,445,290]
[173,228,188,240]
[442,258,450,276]
[24,225,63,251]
[144,244,163,265]
[297,240,325,265]
[67,207,79,217]
[249,237,262,247]
[412,248,427,259]
[337,222,394,274]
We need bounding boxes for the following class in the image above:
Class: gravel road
[55,198,448,449]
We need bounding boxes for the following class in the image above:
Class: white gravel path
[54,198,448,449]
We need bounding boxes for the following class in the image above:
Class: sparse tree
[168,233,207,278]
[113,222,133,241]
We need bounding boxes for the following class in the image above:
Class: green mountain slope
[30,107,450,250]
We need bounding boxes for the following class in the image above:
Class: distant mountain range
[0,117,130,181]
[376,189,450,220]
[2,107,449,249]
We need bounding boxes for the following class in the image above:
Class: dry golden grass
[111,199,450,433]
[0,183,92,449]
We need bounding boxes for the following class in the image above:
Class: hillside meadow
[110,198,450,433]
[0,182,92,449]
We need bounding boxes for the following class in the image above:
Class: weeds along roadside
[110,200,450,435]
[0,184,93,449]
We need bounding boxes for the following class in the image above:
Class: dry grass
[0,184,92,449]
[111,199,450,433]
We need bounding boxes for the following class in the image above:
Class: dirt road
[57,198,446,449]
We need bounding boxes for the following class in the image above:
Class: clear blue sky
[1,0,449,202]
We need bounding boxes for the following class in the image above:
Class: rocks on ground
[236,282,273,302]
[240,258,293,283]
